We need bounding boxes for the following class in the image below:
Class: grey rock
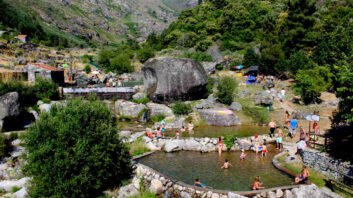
[0,92,20,120]
[0,177,30,192]
[149,179,163,194]
[132,92,146,100]
[275,189,284,198]
[147,102,173,117]
[201,62,217,75]
[183,139,202,151]
[164,140,182,152]
[118,183,139,198]
[283,190,293,198]
[115,100,146,119]
[142,57,208,102]
[266,191,276,198]
[120,131,131,137]
[228,192,247,198]
[229,102,242,111]
[199,109,241,126]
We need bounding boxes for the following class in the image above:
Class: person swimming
[252,176,265,190]
[221,159,232,169]
[194,179,206,188]
[240,149,246,160]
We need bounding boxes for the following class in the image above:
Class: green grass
[131,191,155,198]
[277,154,326,187]
[122,14,139,36]
[11,186,21,193]
[128,138,150,157]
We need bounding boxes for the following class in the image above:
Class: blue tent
[246,75,257,85]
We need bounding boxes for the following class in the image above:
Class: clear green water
[137,149,292,191]
[165,125,269,138]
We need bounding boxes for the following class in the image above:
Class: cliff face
[3,0,197,44]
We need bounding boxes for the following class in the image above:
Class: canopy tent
[246,75,257,85]
[244,66,259,77]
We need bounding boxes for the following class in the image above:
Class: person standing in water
[188,121,194,134]
[240,149,246,160]
[221,159,232,169]
[276,127,284,150]
[218,137,224,155]
[268,120,276,138]
[261,143,268,157]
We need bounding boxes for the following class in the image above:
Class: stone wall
[142,134,276,153]
[115,162,341,198]
[302,149,353,181]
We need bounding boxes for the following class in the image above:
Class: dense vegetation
[0,0,87,47]
[0,78,59,107]
[172,101,193,115]
[216,76,238,105]
[24,99,132,197]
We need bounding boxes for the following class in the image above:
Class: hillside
[0,0,198,46]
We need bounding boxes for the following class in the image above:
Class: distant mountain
[0,0,198,45]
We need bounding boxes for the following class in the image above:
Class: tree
[24,99,132,197]
[137,46,155,63]
[243,48,261,67]
[293,66,332,104]
[216,76,238,105]
[109,54,134,74]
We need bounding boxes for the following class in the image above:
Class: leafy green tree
[98,49,114,69]
[285,50,315,74]
[293,66,332,104]
[137,47,155,63]
[24,99,132,198]
[243,48,261,67]
[84,65,91,74]
[216,76,238,105]
[109,54,134,74]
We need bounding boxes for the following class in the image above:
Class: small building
[16,34,28,43]
[25,63,64,86]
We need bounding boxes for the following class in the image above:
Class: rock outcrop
[146,102,173,117]
[142,58,208,102]
[0,92,21,130]
[199,109,241,126]
[115,100,146,119]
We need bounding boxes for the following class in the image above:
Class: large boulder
[0,92,21,130]
[149,179,163,194]
[164,140,182,152]
[115,100,146,119]
[146,102,173,117]
[183,139,202,151]
[142,57,208,102]
[0,177,30,192]
[199,109,241,126]
[229,102,242,111]
[118,183,139,198]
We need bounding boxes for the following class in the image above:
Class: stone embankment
[142,134,274,152]
[115,162,341,198]
[302,149,353,181]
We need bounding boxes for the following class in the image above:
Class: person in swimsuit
[194,179,206,188]
[276,127,284,150]
[299,126,306,141]
[221,159,232,169]
[218,137,224,155]
[175,130,180,139]
[261,143,268,157]
[252,176,264,190]
[161,125,166,138]
[180,125,186,133]
[156,127,162,139]
[268,120,276,138]
[188,122,194,133]
[252,134,260,154]
[240,149,246,160]
[295,166,310,184]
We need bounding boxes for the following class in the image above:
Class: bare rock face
[0,92,21,130]
[142,58,208,102]
[199,109,241,126]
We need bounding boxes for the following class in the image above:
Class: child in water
[175,130,180,139]
[240,149,246,160]
[261,143,268,157]
[221,159,232,169]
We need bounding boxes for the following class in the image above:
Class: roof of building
[32,63,62,71]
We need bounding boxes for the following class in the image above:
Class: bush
[294,66,332,104]
[23,99,132,197]
[109,54,134,74]
[182,51,213,62]
[151,114,165,123]
[206,77,215,95]
[0,134,12,160]
[84,65,91,74]
[223,135,237,149]
[131,97,150,104]
[137,47,155,63]
[216,76,238,105]
[128,138,150,157]
[172,102,193,115]
[215,63,224,70]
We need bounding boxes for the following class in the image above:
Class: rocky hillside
[1,0,198,45]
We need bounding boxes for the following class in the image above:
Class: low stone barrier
[142,134,276,153]
[302,149,353,181]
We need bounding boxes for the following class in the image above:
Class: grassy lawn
[277,154,326,187]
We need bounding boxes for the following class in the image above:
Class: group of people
[145,121,194,140]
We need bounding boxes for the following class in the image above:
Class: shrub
[137,47,155,63]
[223,135,237,149]
[0,134,12,160]
[215,63,224,70]
[151,114,165,123]
[11,186,21,193]
[128,137,150,157]
[172,102,193,115]
[23,99,132,197]
[216,76,238,105]
[182,51,213,62]
[131,97,150,104]
[206,77,216,95]
[109,54,134,74]
[84,65,91,74]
